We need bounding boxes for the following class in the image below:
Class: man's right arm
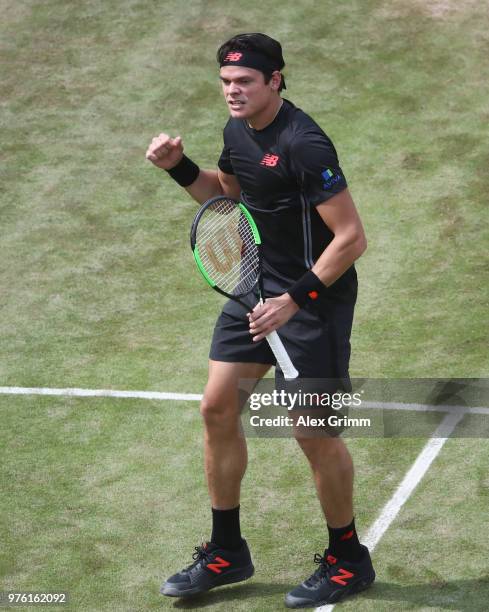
[145,132,240,203]
[184,168,241,203]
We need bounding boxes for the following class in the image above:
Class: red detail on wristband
[308,291,319,300]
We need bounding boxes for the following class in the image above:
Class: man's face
[219,66,278,120]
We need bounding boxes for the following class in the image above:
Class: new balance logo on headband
[260,153,280,167]
[225,52,243,62]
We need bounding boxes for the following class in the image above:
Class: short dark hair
[217,32,286,92]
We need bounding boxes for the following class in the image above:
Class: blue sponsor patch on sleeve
[321,168,343,189]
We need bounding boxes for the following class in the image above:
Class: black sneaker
[160,540,254,598]
[284,545,375,608]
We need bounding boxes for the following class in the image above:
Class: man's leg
[201,360,271,510]
[161,359,270,598]
[295,436,354,528]
[285,433,375,608]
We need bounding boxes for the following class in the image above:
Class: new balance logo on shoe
[207,556,231,574]
[330,568,355,586]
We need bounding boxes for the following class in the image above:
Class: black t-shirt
[218,98,357,304]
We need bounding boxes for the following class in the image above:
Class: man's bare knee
[296,435,346,467]
[200,361,270,431]
[200,394,238,427]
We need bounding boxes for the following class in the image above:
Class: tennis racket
[190,195,299,380]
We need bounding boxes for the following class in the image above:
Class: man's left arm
[248,188,367,341]
[310,188,367,285]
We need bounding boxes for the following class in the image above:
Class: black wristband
[287,270,326,308]
[166,155,200,187]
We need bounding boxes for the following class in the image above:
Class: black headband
[220,49,280,73]
[220,50,286,89]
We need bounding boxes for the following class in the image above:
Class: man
[146,32,375,608]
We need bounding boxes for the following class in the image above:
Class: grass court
[1,1,488,610]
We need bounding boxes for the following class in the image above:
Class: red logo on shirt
[260,153,280,167]
[225,52,243,62]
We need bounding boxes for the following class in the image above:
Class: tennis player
[146,32,375,608]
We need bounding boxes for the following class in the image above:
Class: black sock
[327,518,363,562]
[210,506,243,551]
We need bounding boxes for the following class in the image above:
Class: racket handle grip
[266,330,299,380]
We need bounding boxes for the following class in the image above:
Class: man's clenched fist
[145,133,184,170]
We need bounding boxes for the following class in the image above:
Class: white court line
[315,411,464,612]
[0,386,488,415]
[360,400,489,416]
[0,386,202,401]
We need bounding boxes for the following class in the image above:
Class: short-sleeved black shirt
[218,98,357,304]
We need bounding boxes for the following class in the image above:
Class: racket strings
[195,199,259,295]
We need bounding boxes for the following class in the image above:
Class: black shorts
[209,290,356,389]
